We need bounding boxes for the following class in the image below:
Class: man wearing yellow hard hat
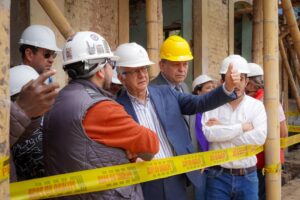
[151,35,193,93]
[150,35,202,199]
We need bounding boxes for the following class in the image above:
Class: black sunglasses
[44,50,57,59]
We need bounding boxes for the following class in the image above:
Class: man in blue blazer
[115,42,240,200]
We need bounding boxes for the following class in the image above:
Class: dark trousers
[142,174,188,200]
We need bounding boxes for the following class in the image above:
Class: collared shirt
[127,90,174,159]
[202,95,267,168]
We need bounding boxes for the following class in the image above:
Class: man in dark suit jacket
[150,35,197,154]
[115,42,240,200]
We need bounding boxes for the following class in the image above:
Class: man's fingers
[227,63,234,73]
[39,83,60,94]
[35,69,57,84]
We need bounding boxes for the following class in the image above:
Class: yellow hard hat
[160,35,193,61]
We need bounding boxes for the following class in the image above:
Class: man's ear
[245,77,249,86]
[24,48,34,62]
[159,60,164,71]
[95,68,105,79]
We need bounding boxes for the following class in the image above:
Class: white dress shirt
[202,95,267,168]
[127,90,174,159]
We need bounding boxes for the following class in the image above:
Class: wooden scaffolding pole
[146,0,160,79]
[279,39,300,112]
[38,0,75,39]
[281,0,300,63]
[0,0,10,199]
[252,0,263,65]
[118,0,129,44]
[286,39,300,86]
[263,1,281,200]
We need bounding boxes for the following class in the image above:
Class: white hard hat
[10,65,39,96]
[192,75,213,90]
[112,68,121,85]
[19,25,61,52]
[115,42,154,67]
[247,63,264,77]
[63,31,118,66]
[219,54,249,74]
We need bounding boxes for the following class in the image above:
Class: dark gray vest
[43,79,143,200]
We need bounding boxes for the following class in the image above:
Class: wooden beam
[38,0,74,39]
[0,0,10,198]
[280,39,300,112]
[281,0,300,69]
[252,0,263,65]
[146,0,159,79]
[263,1,281,199]
[118,0,129,45]
[193,0,208,76]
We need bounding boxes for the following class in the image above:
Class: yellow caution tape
[0,156,9,182]
[10,145,262,200]
[288,125,300,133]
[280,133,300,148]
[262,163,281,175]
[286,111,300,117]
[9,131,300,200]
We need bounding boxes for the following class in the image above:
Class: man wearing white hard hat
[245,62,287,200]
[115,42,241,200]
[43,32,159,199]
[9,65,59,182]
[19,25,61,74]
[202,55,267,200]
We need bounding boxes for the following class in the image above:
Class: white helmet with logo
[115,42,154,67]
[192,74,213,91]
[219,54,249,74]
[62,31,118,78]
[10,65,39,96]
[19,25,61,52]
[248,63,264,77]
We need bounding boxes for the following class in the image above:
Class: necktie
[175,85,182,93]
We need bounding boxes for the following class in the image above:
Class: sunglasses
[43,50,57,59]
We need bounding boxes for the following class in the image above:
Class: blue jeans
[257,169,266,200]
[206,168,258,200]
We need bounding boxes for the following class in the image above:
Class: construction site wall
[206,0,229,79]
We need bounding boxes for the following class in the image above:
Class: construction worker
[10,24,61,181]
[43,32,159,199]
[19,24,61,74]
[115,42,241,200]
[191,74,215,200]
[246,63,288,200]
[192,74,215,152]
[10,67,59,181]
[202,55,267,200]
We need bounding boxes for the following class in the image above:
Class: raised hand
[16,69,60,118]
[224,63,241,93]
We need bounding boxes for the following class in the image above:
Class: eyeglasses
[43,50,57,59]
[121,66,148,75]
